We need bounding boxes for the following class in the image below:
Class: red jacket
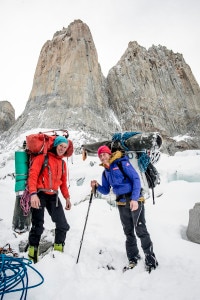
[28,152,70,199]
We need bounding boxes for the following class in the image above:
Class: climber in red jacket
[27,136,71,263]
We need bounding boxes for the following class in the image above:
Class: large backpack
[103,152,160,204]
[82,131,162,204]
[15,130,73,194]
[115,153,160,204]
[13,130,74,233]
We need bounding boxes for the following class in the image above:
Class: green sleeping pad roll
[15,150,28,192]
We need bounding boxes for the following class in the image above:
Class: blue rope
[137,152,150,172]
[112,132,141,151]
[0,254,44,300]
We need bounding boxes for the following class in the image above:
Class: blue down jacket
[97,155,141,201]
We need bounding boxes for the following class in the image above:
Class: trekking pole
[76,188,95,264]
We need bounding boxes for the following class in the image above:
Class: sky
[0,0,200,118]
[1,129,200,299]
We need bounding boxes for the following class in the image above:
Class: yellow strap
[117,196,145,206]
[138,196,145,203]
[117,202,126,206]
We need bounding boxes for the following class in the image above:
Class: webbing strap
[37,189,59,207]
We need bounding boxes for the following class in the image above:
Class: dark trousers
[29,192,70,247]
[118,202,153,261]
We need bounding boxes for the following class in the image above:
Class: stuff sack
[26,130,73,157]
[26,133,55,155]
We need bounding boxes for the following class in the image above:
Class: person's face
[99,152,111,164]
[56,143,68,156]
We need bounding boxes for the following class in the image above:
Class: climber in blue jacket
[91,145,158,272]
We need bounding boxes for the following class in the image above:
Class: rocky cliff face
[107,41,200,138]
[8,20,120,141]
[1,20,200,153]
[0,101,15,132]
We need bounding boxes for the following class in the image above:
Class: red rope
[20,188,31,216]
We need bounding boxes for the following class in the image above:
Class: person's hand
[91,180,98,193]
[65,198,71,210]
[130,200,138,211]
[30,194,41,209]
[91,180,98,188]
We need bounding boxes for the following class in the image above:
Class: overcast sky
[1,0,199,118]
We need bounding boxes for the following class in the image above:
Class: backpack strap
[117,160,144,200]
[101,161,128,181]
[62,159,64,174]
[40,154,48,175]
[40,155,64,175]
[116,161,128,180]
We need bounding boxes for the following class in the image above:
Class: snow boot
[145,253,158,273]
[53,243,64,252]
[129,253,141,266]
[123,254,141,272]
[28,245,39,264]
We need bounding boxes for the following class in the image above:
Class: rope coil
[0,254,44,300]
[20,188,31,217]
[112,131,141,151]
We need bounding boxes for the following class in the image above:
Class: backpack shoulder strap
[62,159,65,174]
[40,155,65,175]
[117,161,129,180]
[39,154,48,175]
[103,160,129,182]
[117,160,143,198]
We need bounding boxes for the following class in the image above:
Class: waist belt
[116,192,131,202]
[117,196,145,206]
[37,189,59,207]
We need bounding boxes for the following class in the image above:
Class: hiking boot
[130,253,141,264]
[145,253,158,273]
[126,254,141,270]
[28,245,39,264]
[53,243,64,252]
[123,259,137,272]
[128,260,137,269]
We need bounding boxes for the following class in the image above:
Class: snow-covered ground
[1,130,200,300]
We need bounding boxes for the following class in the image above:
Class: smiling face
[98,152,111,165]
[56,143,68,156]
